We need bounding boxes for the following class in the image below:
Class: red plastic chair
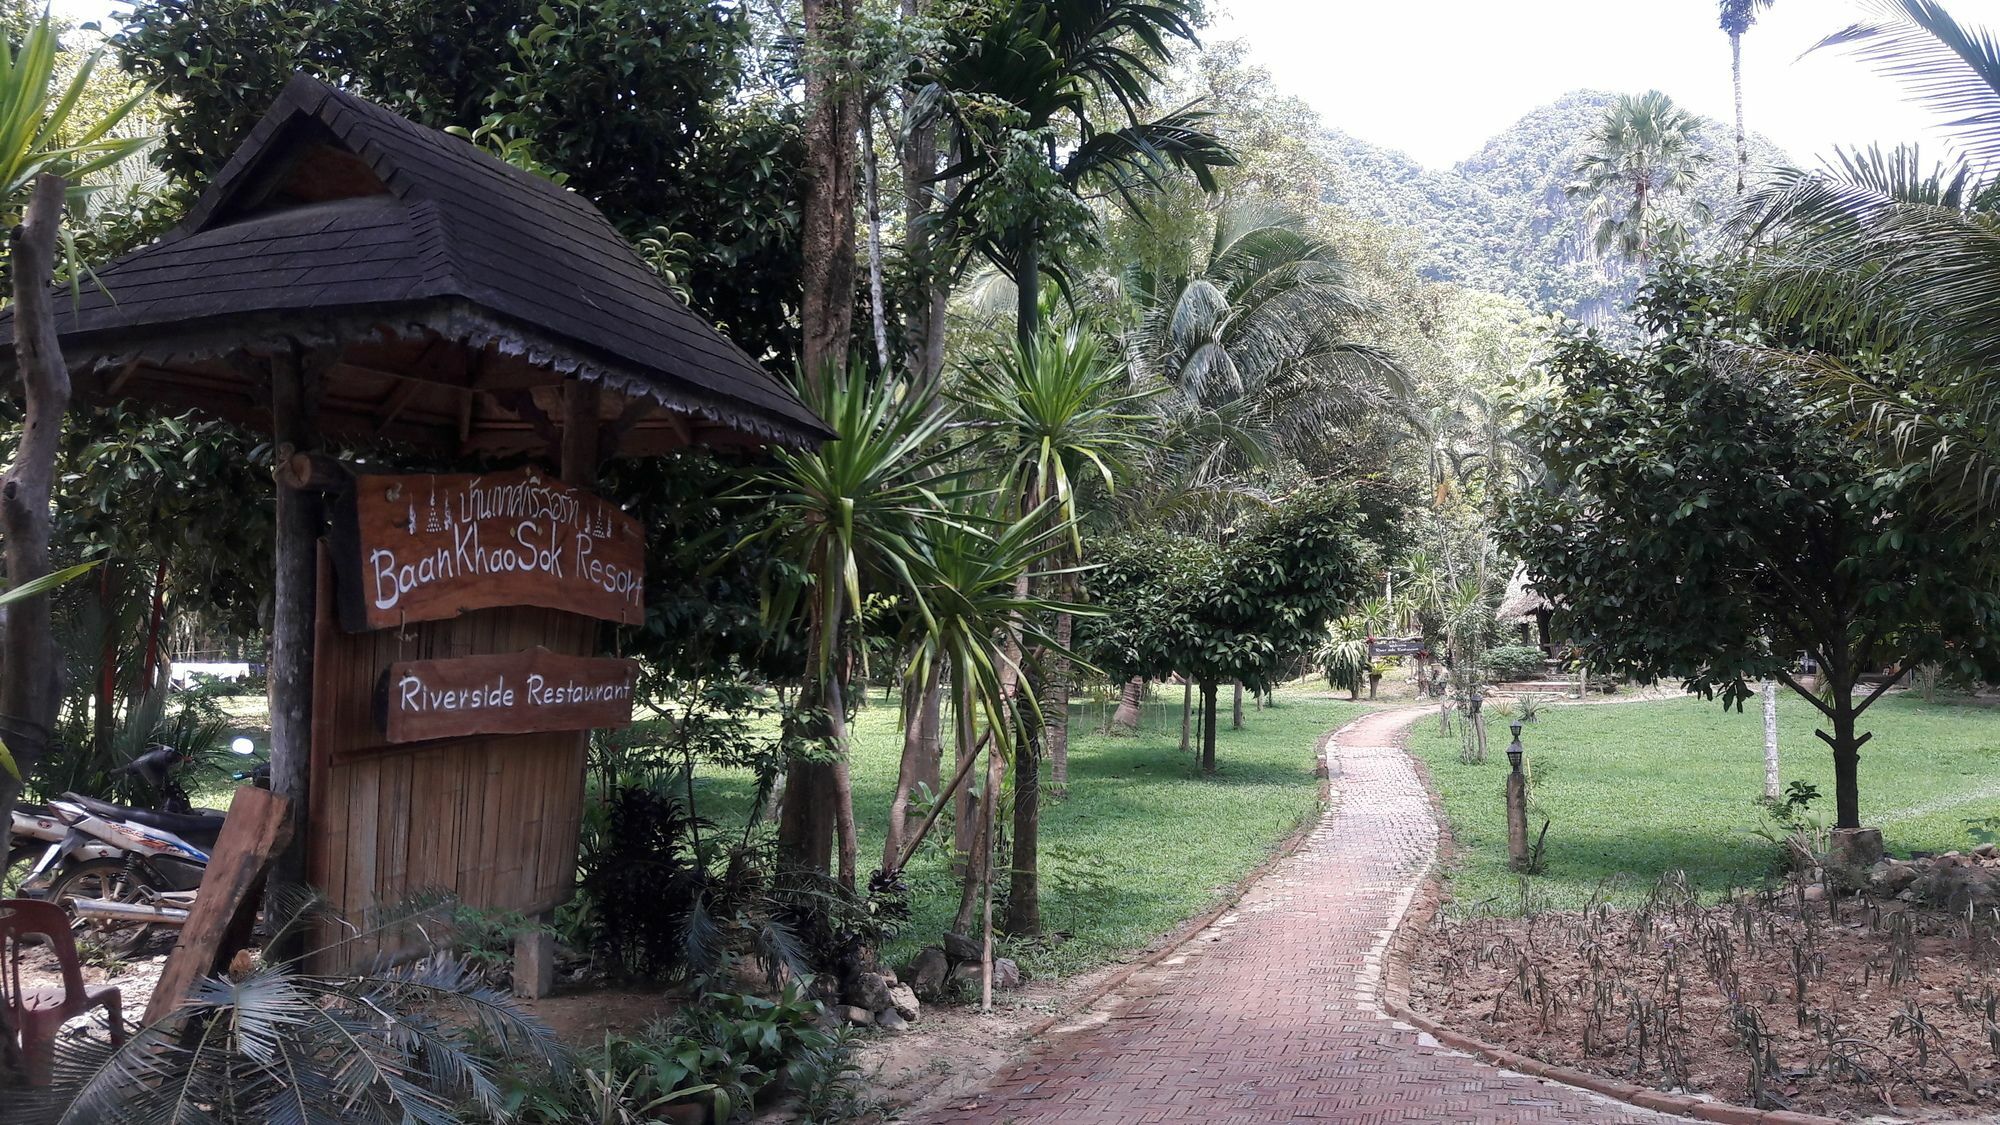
[2,897,124,1085]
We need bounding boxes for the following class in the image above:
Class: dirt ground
[1409,885,2000,1120]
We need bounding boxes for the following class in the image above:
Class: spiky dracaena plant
[21,894,564,1124]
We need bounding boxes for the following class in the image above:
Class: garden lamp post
[1506,719,1530,870]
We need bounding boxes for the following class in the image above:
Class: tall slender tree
[956,325,1150,936]
[1720,0,1777,195]
[778,0,865,882]
[740,368,959,885]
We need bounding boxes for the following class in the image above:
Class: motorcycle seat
[60,794,226,845]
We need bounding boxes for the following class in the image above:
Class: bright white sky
[47,0,1998,170]
[1210,0,1988,168]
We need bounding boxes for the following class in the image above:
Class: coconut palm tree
[1720,0,1778,195]
[1119,205,1402,525]
[920,0,1235,347]
[952,325,1146,936]
[1736,0,2000,515]
[1567,90,1713,269]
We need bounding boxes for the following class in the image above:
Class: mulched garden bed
[1408,872,2000,1120]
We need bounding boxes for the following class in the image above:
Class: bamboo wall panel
[307,546,593,970]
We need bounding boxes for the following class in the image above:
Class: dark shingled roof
[8,73,828,449]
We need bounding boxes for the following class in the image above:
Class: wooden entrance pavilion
[3,74,827,973]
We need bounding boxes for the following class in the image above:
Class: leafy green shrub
[490,984,845,1124]
[574,781,711,979]
[1483,644,1547,682]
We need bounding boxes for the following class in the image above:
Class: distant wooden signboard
[334,468,645,631]
[1368,636,1426,658]
[380,646,640,743]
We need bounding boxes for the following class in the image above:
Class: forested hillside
[1320,90,1789,321]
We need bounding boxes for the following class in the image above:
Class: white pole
[1762,680,1780,800]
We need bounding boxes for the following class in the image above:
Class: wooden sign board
[381,646,640,743]
[1367,636,1426,658]
[335,468,645,631]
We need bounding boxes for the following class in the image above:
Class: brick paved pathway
[924,707,1672,1124]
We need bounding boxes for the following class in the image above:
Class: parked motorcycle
[7,736,266,951]
[25,795,218,950]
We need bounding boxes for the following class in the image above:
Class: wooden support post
[513,930,556,999]
[266,348,326,950]
[145,788,295,1023]
[1506,749,1530,871]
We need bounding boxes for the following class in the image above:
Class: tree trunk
[899,0,949,388]
[779,644,840,874]
[916,659,945,794]
[1231,682,1243,730]
[789,0,858,876]
[1731,31,1747,197]
[884,658,941,870]
[0,176,71,1081]
[1004,711,1040,935]
[953,677,978,871]
[954,719,1007,935]
[1179,679,1192,753]
[862,106,889,373]
[1112,676,1145,730]
[827,673,859,889]
[1016,236,1040,350]
[1826,676,1864,831]
[1762,679,1780,801]
[800,0,859,382]
[1044,611,1071,795]
[138,556,168,698]
[94,562,118,758]
[1200,679,1219,774]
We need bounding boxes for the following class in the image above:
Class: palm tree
[1116,205,1403,527]
[1720,0,1778,196]
[736,365,964,887]
[1567,90,1713,270]
[921,0,1235,347]
[953,325,1146,936]
[1736,1,2000,515]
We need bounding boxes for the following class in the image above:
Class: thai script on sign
[339,469,647,630]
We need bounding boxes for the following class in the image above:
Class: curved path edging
[1005,709,1358,1045]
[1374,706,1841,1125]
[921,706,1677,1123]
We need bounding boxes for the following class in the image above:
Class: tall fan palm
[1736,0,2000,515]
[920,0,1235,347]
[1567,90,1713,269]
[736,365,965,887]
[952,325,1146,935]
[1720,0,1778,195]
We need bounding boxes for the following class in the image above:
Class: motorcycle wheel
[5,842,41,893]
[48,858,160,957]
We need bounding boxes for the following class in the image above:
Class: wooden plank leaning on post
[144,787,296,1024]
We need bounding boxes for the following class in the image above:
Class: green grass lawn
[1406,692,2000,913]
[690,685,1365,977]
